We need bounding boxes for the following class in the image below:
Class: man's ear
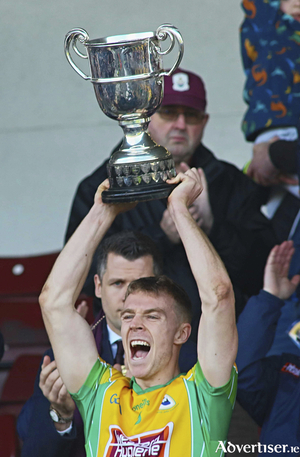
[174,323,191,346]
[94,274,102,298]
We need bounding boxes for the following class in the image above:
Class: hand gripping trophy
[64,24,184,203]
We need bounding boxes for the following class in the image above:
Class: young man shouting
[39,169,238,456]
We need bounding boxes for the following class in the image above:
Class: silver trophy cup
[64,24,184,202]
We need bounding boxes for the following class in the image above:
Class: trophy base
[104,128,178,204]
[102,183,177,203]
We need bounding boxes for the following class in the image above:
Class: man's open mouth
[130,340,151,360]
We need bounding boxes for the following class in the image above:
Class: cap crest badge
[172,73,190,92]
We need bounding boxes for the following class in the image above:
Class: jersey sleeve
[70,358,117,428]
[187,361,238,446]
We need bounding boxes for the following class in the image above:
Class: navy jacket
[237,290,300,453]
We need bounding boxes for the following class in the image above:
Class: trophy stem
[118,118,153,155]
[111,118,171,164]
[102,117,177,203]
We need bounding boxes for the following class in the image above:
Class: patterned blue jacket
[241,0,300,141]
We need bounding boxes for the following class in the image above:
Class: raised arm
[167,169,238,387]
[39,180,134,393]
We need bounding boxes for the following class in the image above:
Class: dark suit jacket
[17,319,114,457]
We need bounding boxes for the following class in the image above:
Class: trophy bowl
[64,24,184,202]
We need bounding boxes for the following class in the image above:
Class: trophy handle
[64,28,91,80]
[155,24,184,77]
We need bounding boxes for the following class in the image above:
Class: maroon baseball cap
[162,68,207,112]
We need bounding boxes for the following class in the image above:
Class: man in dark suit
[17,231,197,457]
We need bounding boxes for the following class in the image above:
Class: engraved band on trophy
[64,24,184,203]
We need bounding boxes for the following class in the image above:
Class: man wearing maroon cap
[64,67,277,338]
[149,69,208,167]
[148,69,212,238]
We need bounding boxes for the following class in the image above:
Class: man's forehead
[106,253,154,270]
[124,291,174,310]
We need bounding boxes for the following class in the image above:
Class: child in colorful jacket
[241,0,300,144]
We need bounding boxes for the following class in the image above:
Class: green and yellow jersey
[71,358,237,457]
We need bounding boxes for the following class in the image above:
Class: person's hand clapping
[39,356,75,430]
[178,163,214,234]
[263,241,300,300]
